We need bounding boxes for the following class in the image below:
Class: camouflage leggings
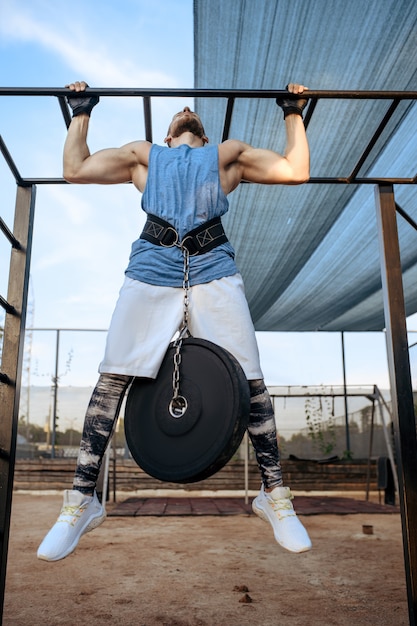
[73,374,283,494]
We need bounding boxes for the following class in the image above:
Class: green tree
[18,416,46,444]
[59,428,82,446]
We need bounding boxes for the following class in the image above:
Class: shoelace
[58,504,86,522]
[267,497,296,519]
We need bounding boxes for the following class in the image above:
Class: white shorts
[99,274,263,380]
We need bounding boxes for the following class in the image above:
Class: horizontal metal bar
[308,177,416,185]
[18,178,68,185]
[0,217,20,249]
[28,327,107,332]
[0,87,416,99]
[18,176,417,186]
[270,392,375,398]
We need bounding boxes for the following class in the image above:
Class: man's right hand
[65,81,99,117]
[276,83,309,120]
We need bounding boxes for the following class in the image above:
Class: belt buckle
[181,235,199,256]
[160,226,179,248]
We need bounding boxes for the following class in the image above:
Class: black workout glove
[276,86,308,119]
[67,87,99,117]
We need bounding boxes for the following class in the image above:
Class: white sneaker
[37,490,106,561]
[252,485,312,553]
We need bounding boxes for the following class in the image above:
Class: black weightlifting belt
[140,213,228,256]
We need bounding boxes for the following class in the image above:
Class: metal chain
[181,244,190,333]
[169,245,190,418]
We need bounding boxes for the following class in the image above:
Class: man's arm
[239,112,309,184]
[219,84,310,192]
[63,81,150,189]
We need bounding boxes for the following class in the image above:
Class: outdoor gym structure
[0,87,416,624]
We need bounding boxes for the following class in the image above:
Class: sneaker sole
[252,498,270,524]
[85,510,107,533]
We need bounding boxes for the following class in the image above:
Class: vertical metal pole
[341,332,350,454]
[244,432,249,505]
[375,387,399,495]
[0,185,36,623]
[375,183,417,625]
[112,436,117,503]
[51,329,60,459]
[365,394,376,501]
[143,97,153,143]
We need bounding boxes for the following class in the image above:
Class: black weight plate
[124,337,250,483]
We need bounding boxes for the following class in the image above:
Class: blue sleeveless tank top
[125,143,238,287]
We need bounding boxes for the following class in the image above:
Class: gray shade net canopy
[193,0,417,331]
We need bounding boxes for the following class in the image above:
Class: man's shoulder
[126,140,153,164]
[218,139,251,164]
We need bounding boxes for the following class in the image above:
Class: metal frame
[375,184,417,621]
[0,186,35,620]
[1,88,417,186]
[0,88,416,624]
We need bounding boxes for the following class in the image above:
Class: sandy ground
[2,493,409,626]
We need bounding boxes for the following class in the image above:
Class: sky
[1,0,416,420]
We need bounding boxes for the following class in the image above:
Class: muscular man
[37,81,312,561]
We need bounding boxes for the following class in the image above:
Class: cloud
[1,2,178,87]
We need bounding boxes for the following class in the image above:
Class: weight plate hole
[169,395,188,418]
